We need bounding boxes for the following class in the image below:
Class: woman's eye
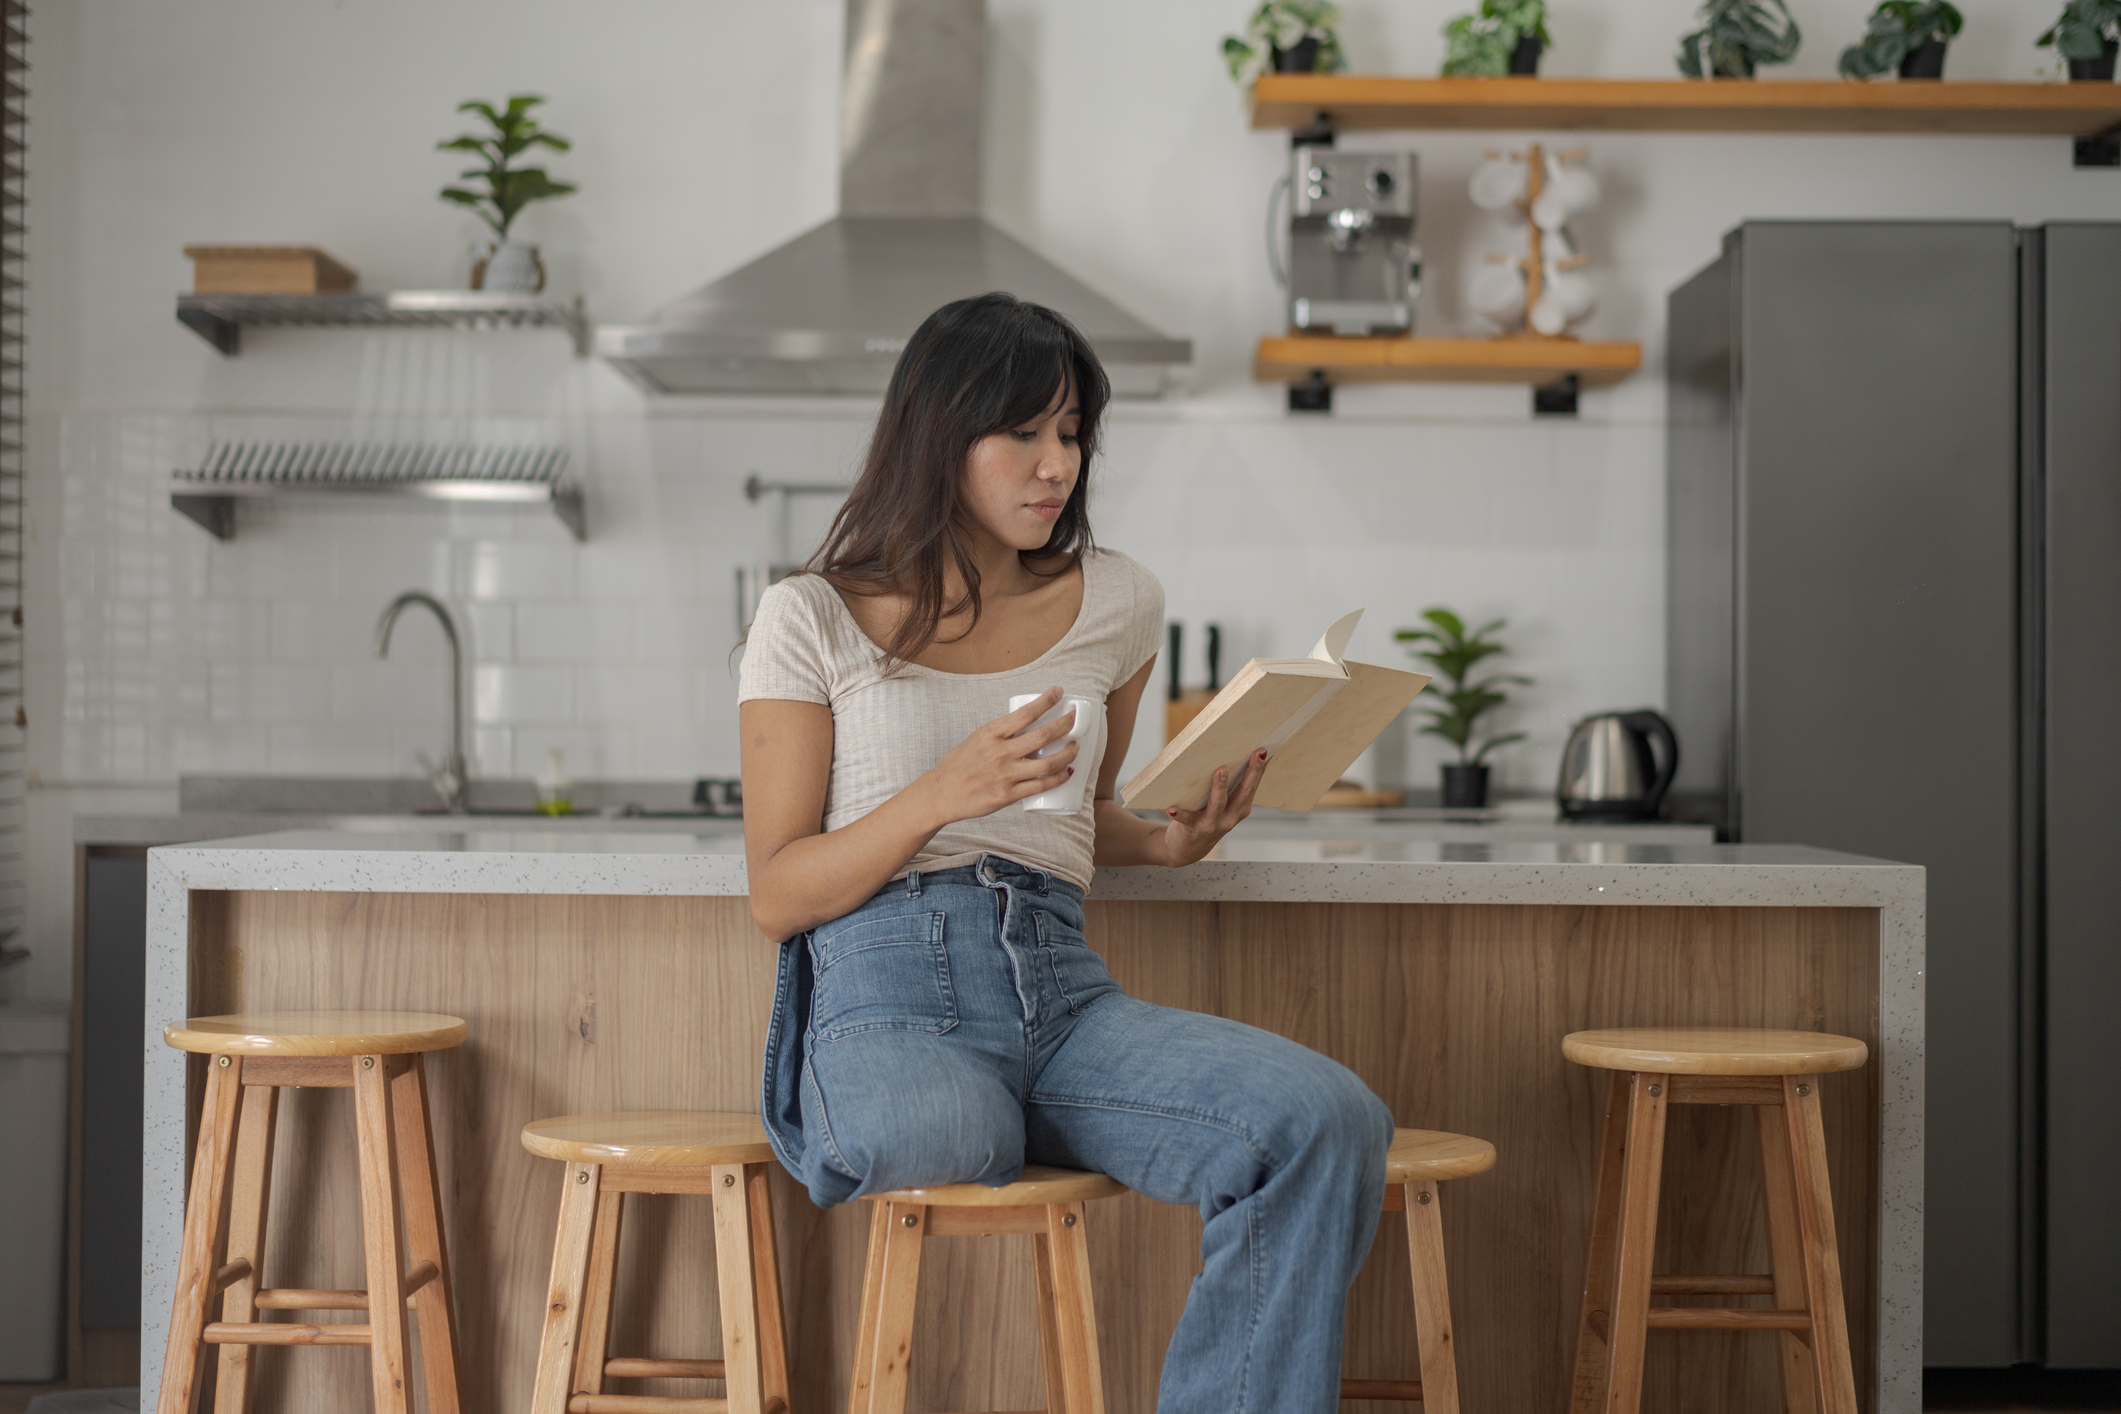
[1011,429,1038,442]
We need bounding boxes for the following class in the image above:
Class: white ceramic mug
[1009,693,1103,814]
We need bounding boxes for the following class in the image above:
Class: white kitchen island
[140,829,1922,1414]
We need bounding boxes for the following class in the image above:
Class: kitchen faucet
[374,590,468,813]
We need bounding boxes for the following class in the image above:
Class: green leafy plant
[1221,0,1346,86]
[1677,0,1802,77]
[1442,0,1552,76]
[1839,1,1963,77]
[437,95,577,242]
[2039,0,2121,59]
[1394,608,1530,766]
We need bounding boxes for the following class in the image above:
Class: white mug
[1009,693,1103,814]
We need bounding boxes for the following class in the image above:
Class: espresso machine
[1285,148,1420,336]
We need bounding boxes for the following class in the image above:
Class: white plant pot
[477,240,544,293]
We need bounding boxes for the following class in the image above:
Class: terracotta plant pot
[1441,763,1491,809]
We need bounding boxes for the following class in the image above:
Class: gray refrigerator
[1666,221,2121,1369]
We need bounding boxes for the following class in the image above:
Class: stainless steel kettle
[1557,709,1679,820]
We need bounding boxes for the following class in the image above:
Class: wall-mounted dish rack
[175,291,591,357]
[170,442,586,541]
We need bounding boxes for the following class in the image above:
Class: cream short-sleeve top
[737,548,1165,890]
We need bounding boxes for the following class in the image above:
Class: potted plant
[2039,0,2121,80]
[1676,0,1802,77]
[1839,1,1963,79]
[1222,0,1346,86]
[438,95,577,293]
[1442,0,1552,76]
[1395,608,1529,810]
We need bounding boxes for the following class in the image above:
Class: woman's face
[958,381,1081,555]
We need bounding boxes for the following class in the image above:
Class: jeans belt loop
[906,868,922,898]
[1034,868,1050,895]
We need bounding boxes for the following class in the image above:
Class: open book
[1122,610,1432,813]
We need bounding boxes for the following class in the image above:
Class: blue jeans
[759,855,1394,1414]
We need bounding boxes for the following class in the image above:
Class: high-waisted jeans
[759,855,1394,1414]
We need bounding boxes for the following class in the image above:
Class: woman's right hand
[916,686,1082,826]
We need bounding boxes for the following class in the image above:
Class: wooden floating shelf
[1255,335,1641,388]
[1250,75,2121,137]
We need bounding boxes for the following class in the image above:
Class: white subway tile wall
[53,403,1663,795]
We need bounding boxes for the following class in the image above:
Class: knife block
[1165,690,1215,744]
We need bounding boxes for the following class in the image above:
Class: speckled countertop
[138,828,1924,1414]
[143,827,1901,909]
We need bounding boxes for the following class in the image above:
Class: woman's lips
[1029,500,1063,520]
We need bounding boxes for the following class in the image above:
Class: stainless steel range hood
[596,0,1191,397]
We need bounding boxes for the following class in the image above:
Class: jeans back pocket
[1033,908,1118,1015]
[810,910,958,1040]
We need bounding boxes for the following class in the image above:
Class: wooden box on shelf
[183,245,358,295]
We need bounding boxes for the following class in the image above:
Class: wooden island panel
[178,892,1878,1414]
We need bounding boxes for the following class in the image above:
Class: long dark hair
[805,292,1110,667]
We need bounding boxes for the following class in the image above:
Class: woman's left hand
[1155,749,1268,867]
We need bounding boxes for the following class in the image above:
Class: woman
[739,292,1391,1411]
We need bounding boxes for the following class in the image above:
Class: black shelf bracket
[1534,373,1581,417]
[2074,122,2121,167]
[176,305,240,355]
[1288,369,1333,413]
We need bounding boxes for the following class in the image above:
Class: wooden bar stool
[1339,1127,1497,1414]
[848,1165,1125,1414]
[1563,1027,1870,1414]
[522,1111,791,1414]
[157,1009,468,1414]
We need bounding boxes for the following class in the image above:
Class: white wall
[16,0,2118,999]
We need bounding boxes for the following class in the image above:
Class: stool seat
[1562,1026,1868,1076]
[1386,1128,1496,1183]
[164,1009,467,1056]
[870,1163,1127,1207]
[521,1110,776,1167]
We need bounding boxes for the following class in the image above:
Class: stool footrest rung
[1645,1306,1812,1331]
[1339,1377,1425,1400]
[209,1259,251,1293]
[202,1321,372,1346]
[566,1396,730,1414]
[252,1270,434,1311]
[603,1357,726,1379]
[1651,1274,1776,1295]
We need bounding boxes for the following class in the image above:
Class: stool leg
[1569,1068,1632,1414]
[212,1083,278,1414]
[850,1200,927,1414]
[352,1055,413,1414]
[846,1202,891,1414]
[712,1162,767,1414]
[157,1053,246,1414]
[745,1164,792,1414]
[1757,1103,1821,1414]
[390,1055,462,1414]
[1403,1180,1461,1414]
[1781,1076,1860,1414]
[1043,1201,1105,1414]
[569,1186,623,1400]
[1032,1229,1069,1414]
[1600,1071,1670,1414]
[531,1161,604,1414]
